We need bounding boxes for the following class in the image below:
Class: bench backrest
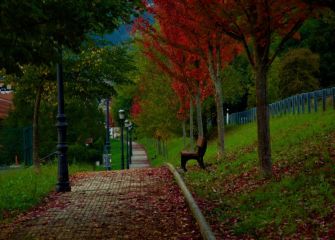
[196,137,207,157]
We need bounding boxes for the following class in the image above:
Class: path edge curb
[165,163,216,240]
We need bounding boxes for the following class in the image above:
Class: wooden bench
[181,137,207,171]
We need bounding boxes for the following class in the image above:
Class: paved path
[130,142,150,169]
[0,167,201,239]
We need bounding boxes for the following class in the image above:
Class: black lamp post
[128,121,133,164]
[125,119,130,169]
[118,109,125,170]
[104,98,111,170]
[56,48,71,192]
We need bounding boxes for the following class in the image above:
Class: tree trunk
[33,83,44,171]
[213,79,225,158]
[255,64,272,177]
[207,54,225,158]
[189,96,194,150]
[182,120,186,148]
[195,85,204,137]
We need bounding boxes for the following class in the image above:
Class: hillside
[141,108,335,239]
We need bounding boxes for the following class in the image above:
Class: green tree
[131,45,180,140]
[0,0,142,169]
[278,48,320,97]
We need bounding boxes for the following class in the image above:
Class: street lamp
[124,119,130,169]
[118,109,125,170]
[104,98,111,171]
[56,48,71,192]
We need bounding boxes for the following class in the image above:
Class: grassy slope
[141,108,335,238]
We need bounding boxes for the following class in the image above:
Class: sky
[102,12,154,45]
[105,25,132,44]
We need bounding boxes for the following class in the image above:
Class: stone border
[165,163,216,240]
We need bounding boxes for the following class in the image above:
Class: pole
[56,48,71,192]
[130,127,133,158]
[105,99,111,170]
[126,126,129,169]
[120,121,124,170]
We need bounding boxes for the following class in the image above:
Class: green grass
[0,163,94,222]
[140,108,335,238]
[0,139,125,222]
[93,139,124,170]
[110,139,123,170]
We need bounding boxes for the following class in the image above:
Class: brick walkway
[0,167,201,239]
[130,142,150,169]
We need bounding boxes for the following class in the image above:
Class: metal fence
[0,126,33,166]
[227,87,335,126]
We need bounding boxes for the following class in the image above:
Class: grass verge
[0,163,94,223]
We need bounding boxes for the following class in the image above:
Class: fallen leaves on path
[0,167,201,240]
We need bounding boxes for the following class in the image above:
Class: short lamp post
[118,109,125,170]
[124,119,130,169]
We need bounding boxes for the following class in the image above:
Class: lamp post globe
[118,109,125,121]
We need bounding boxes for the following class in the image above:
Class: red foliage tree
[187,0,318,176]
[134,0,241,156]
[130,96,141,118]
[137,21,213,138]
[134,0,320,175]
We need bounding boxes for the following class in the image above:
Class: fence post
[307,93,311,113]
[322,89,326,111]
[314,92,318,112]
[276,102,279,116]
[297,96,301,114]
[301,94,305,113]
[333,88,335,110]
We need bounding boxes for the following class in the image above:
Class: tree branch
[269,19,304,66]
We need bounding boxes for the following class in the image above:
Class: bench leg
[181,157,187,171]
[198,157,205,169]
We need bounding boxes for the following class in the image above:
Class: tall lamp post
[56,48,71,192]
[104,98,111,170]
[118,109,125,170]
[124,119,130,169]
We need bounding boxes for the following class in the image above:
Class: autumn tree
[140,35,211,142]
[135,1,241,157]
[130,44,180,142]
[185,0,317,176]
